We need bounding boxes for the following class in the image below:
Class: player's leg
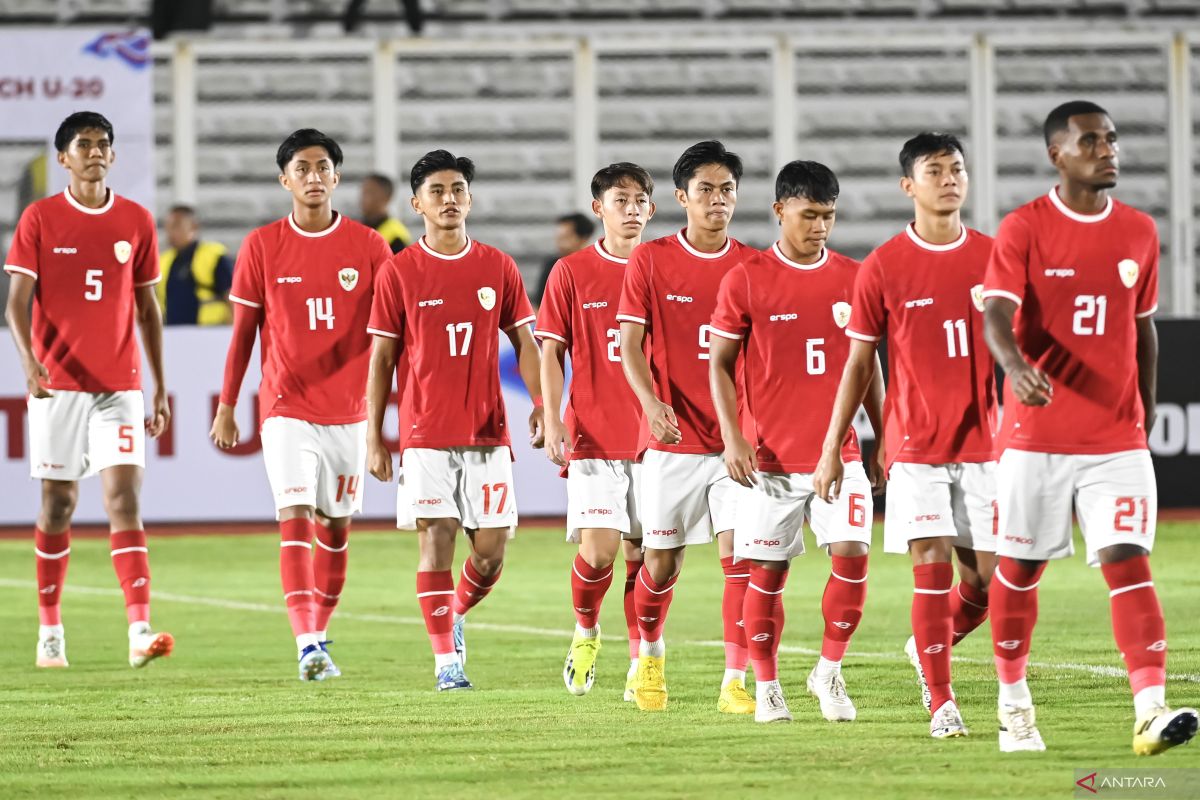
[948,462,998,645]
[621,537,643,701]
[564,527,619,696]
[313,512,349,639]
[711,463,754,714]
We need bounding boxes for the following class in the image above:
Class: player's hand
[543,415,569,467]
[1009,363,1052,406]
[722,433,758,487]
[868,445,887,496]
[645,399,682,445]
[22,358,51,399]
[367,438,393,483]
[147,389,170,438]
[528,406,545,449]
[209,402,240,449]
[813,450,844,503]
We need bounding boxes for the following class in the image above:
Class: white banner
[0,29,155,210]
[0,328,566,525]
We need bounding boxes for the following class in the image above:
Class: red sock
[633,566,676,643]
[110,529,151,624]
[624,558,641,659]
[744,564,788,682]
[1101,555,1167,697]
[452,558,501,616]
[990,557,1045,685]
[721,556,750,670]
[417,570,455,655]
[279,518,316,637]
[570,554,613,630]
[35,527,70,626]
[951,580,990,645]
[313,522,349,634]
[821,554,868,661]
[912,562,954,712]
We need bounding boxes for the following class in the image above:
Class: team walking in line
[4,102,1196,755]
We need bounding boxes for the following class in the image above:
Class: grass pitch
[0,523,1197,799]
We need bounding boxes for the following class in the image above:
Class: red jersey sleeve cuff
[616,313,646,325]
[846,329,880,342]
[1135,304,1158,319]
[229,294,263,309]
[708,326,744,341]
[503,315,537,332]
[981,288,1023,306]
[367,326,400,339]
[534,329,567,343]
[4,264,37,280]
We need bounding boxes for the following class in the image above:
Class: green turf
[0,523,1196,799]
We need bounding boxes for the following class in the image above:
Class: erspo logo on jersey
[582,301,608,310]
[418,298,444,308]
[905,298,934,309]
[665,294,694,303]
[769,313,798,322]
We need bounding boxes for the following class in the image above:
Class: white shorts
[28,390,145,481]
[996,449,1156,567]
[883,461,997,555]
[735,461,874,562]
[399,446,518,533]
[259,417,367,518]
[565,458,642,542]
[638,450,739,549]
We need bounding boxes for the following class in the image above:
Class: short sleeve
[368,229,393,274]
[132,207,161,287]
[368,257,404,338]
[617,244,652,327]
[982,212,1031,308]
[499,254,536,331]
[229,231,265,309]
[534,259,572,345]
[1134,222,1159,319]
[3,204,41,280]
[709,264,750,341]
[846,251,886,342]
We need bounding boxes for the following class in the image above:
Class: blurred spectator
[159,204,233,325]
[533,212,596,304]
[360,173,413,254]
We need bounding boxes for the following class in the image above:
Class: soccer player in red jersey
[4,111,173,670]
[617,140,754,713]
[710,161,885,723]
[365,150,543,692]
[814,133,999,739]
[982,101,1197,755]
[538,163,656,700]
[211,129,392,681]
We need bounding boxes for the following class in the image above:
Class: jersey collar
[418,235,473,260]
[1048,186,1113,223]
[905,222,967,252]
[770,241,828,270]
[288,212,342,238]
[675,229,731,260]
[63,187,114,215]
[593,239,628,264]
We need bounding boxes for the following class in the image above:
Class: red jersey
[711,244,861,473]
[535,240,641,461]
[369,236,536,451]
[229,213,391,426]
[4,189,159,392]
[983,188,1158,454]
[617,229,748,455]
[848,223,997,467]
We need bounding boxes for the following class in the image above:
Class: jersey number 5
[84,269,103,301]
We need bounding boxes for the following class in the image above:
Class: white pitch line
[1,578,1196,683]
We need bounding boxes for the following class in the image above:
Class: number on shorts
[336,474,359,502]
[118,424,135,453]
[482,482,509,515]
[1114,496,1149,535]
[848,493,867,528]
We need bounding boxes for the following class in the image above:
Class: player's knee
[473,554,504,577]
[103,487,140,521]
[41,487,77,528]
[831,541,869,559]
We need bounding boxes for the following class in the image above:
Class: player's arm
[366,334,399,482]
[540,338,569,466]
[506,323,545,449]
[982,297,1051,407]
[4,273,50,398]
[1135,315,1158,437]
[862,353,886,493]
[813,339,877,501]
[134,285,170,437]
[619,322,680,445]
[709,334,755,487]
[210,302,261,448]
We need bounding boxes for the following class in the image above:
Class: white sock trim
[831,570,867,584]
[280,541,312,550]
[994,567,1039,592]
[572,563,614,583]
[1109,580,1154,598]
[957,584,988,609]
[110,546,148,556]
[912,587,951,595]
[748,581,785,596]
[415,590,454,598]
[35,547,71,559]
[638,571,675,595]
[315,538,349,553]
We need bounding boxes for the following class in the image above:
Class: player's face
[280,146,340,209]
[411,169,472,230]
[676,163,737,233]
[165,210,197,251]
[1050,113,1119,190]
[594,181,654,243]
[901,150,967,215]
[58,128,114,182]
[773,196,836,260]
[360,178,389,217]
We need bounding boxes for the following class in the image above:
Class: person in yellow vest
[158,204,234,325]
[359,172,413,254]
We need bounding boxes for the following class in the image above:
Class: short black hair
[556,212,596,239]
[672,140,743,191]
[899,132,966,178]
[275,128,343,173]
[1043,100,1111,145]
[409,149,475,194]
[54,111,114,153]
[775,160,839,205]
[591,162,654,200]
[168,204,196,218]
[364,172,395,198]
